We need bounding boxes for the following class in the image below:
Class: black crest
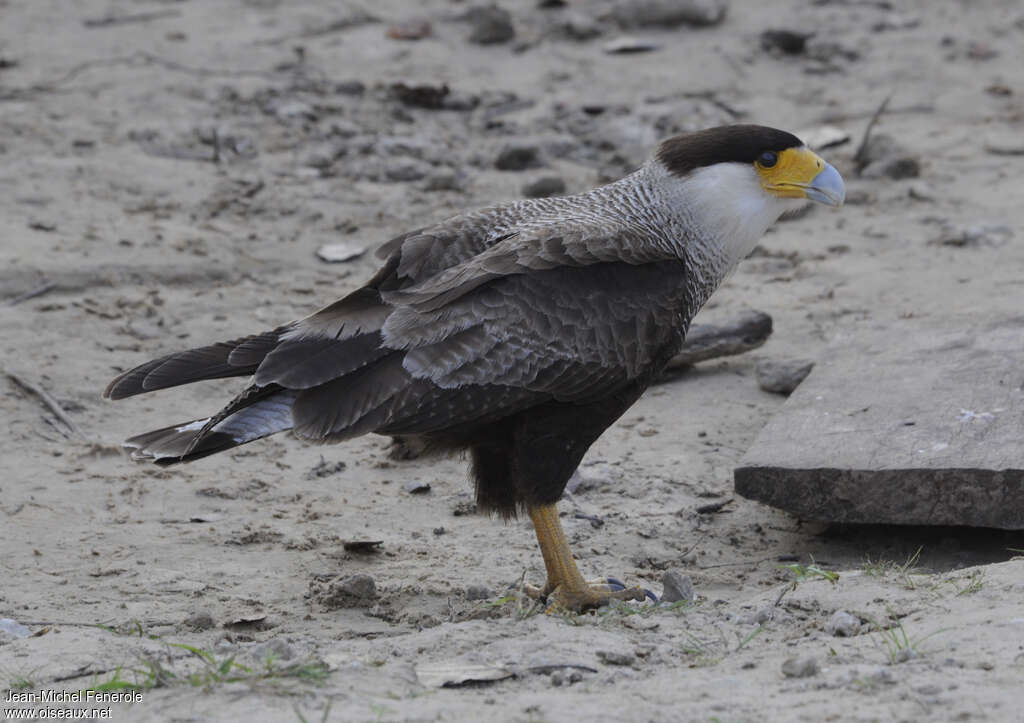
[656,125,803,177]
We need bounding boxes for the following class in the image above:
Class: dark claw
[605,577,626,591]
[643,588,659,603]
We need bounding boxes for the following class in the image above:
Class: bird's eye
[758,151,778,168]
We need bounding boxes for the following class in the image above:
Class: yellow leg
[526,503,647,611]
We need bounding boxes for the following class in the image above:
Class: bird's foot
[522,577,656,612]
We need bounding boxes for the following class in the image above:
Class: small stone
[522,176,567,198]
[495,144,542,171]
[316,242,366,263]
[891,648,917,664]
[781,656,819,678]
[760,29,812,55]
[660,570,695,603]
[559,12,603,41]
[274,100,316,122]
[597,650,635,666]
[908,182,936,201]
[465,584,493,601]
[756,359,814,395]
[609,0,728,28]
[322,574,377,608]
[602,36,660,54]
[465,5,515,45]
[183,611,216,632]
[827,610,860,637]
[403,480,431,494]
[860,156,920,180]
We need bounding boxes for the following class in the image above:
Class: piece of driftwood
[5,370,87,441]
[663,310,773,370]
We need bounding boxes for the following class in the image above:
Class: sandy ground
[2,0,1024,721]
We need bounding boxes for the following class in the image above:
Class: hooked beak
[804,161,845,207]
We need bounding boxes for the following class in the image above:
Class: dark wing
[109,204,688,461]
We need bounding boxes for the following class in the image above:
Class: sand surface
[2,1,1023,721]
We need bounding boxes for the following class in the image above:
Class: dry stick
[5,370,88,441]
[853,93,893,167]
[663,310,773,371]
[83,9,181,28]
[6,281,55,306]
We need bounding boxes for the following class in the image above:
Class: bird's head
[650,124,844,271]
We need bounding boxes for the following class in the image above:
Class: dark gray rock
[183,611,216,631]
[403,480,431,494]
[495,144,542,170]
[861,156,920,180]
[756,359,814,395]
[827,610,860,637]
[465,5,515,45]
[320,574,377,608]
[736,317,1024,529]
[782,657,819,678]
[465,584,493,601]
[661,570,695,603]
[609,0,728,28]
[522,175,566,198]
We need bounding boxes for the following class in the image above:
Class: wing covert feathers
[110,182,693,463]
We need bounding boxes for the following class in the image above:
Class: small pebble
[403,480,431,494]
[465,5,515,45]
[597,650,635,666]
[495,144,542,171]
[183,611,216,632]
[756,359,814,395]
[465,584,493,601]
[827,610,860,637]
[661,570,695,603]
[781,656,819,678]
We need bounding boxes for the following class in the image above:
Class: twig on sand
[83,9,182,28]
[6,281,55,306]
[5,370,87,441]
[854,94,893,166]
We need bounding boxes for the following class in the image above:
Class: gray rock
[183,611,216,632]
[827,610,860,637]
[403,480,431,494]
[465,584,493,601]
[321,574,377,608]
[250,637,295,662]
[465,5,515,45]
[597,649,635,666]
[559,12,604,40]
[756,359,814,395]
[736,317,1024,529]
[661,570,695,603]
[860,156,920,180]
[609,0,728,28]
[781,656,819,678]
[522,175,566,198]
[984,134,1024,156]
[495,144,542,171]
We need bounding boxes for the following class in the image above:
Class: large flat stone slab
[735,316,1024,528]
